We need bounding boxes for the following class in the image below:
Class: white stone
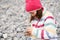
[3,33,8,38]
[16,28,21,31]
[13,37,18,40]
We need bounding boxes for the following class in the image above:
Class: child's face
[30,11,36,16]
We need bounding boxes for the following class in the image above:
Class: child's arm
[44,11,57,35]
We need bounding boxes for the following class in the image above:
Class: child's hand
[25,27,32,36]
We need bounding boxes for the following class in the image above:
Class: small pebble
[3,33,8,38]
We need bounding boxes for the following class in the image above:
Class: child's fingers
[25,32,31,36]
[25,30,32,36]
[26,27,32,31]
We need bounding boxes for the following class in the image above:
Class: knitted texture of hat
[25,0,44,12]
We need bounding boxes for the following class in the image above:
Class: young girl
[25,0,58,40]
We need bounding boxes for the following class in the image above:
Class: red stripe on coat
[44,16,54,21]
[41,30,44,39]
[32,24,44,28]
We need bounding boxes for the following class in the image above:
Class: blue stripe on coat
[36,29,39,37]
[44,23,56,28]
[46,31,51,39]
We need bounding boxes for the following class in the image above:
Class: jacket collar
[43,7,47,16]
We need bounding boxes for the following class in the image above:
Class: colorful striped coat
[30,9,58,40]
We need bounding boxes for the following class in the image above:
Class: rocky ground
[0,0,60,40]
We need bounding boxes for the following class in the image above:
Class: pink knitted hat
[25,0,44,12]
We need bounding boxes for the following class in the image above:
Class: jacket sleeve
[44,11,57,35]
[30,21,40,39]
